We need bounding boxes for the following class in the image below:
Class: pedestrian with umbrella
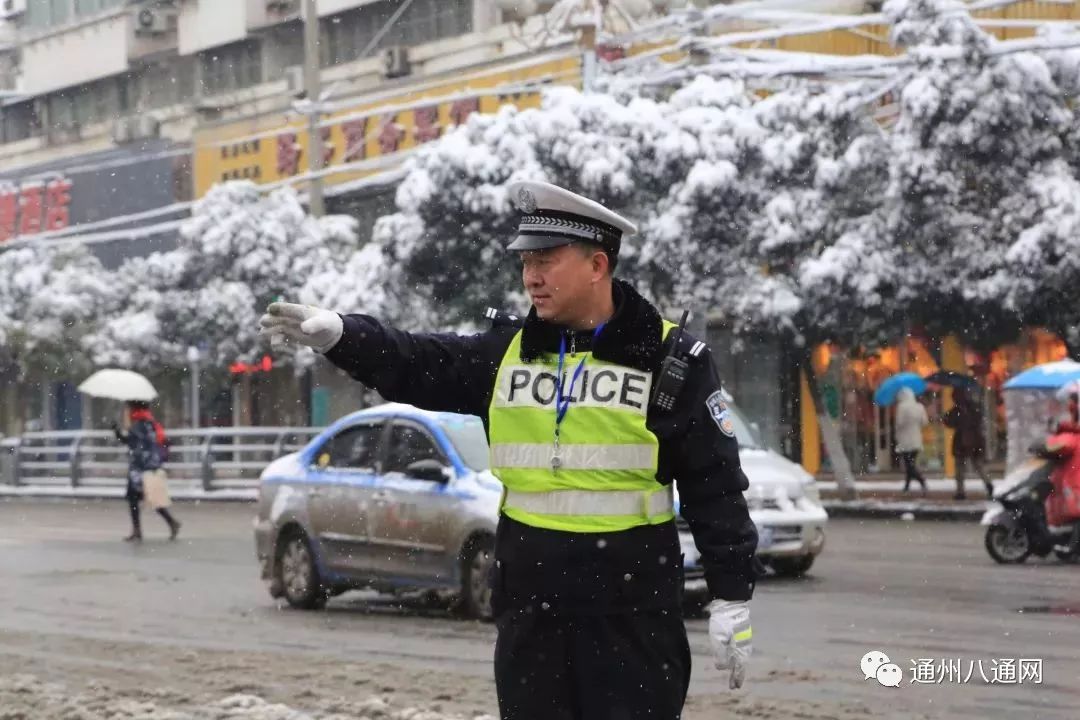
[941,384,993,500]
[78,370,181,542]
[895,387,930,495]
[874,373,930,496]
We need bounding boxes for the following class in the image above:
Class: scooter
[981,453,1080,564]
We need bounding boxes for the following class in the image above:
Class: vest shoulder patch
[706,391,736,437]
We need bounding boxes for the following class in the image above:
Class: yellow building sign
[193,55,581,198]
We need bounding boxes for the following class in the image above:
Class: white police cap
[506,180,637,254]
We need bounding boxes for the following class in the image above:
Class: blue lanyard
[555,323,606,427]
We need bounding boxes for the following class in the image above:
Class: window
[440,415,490,471]
[321,0,473,68]
[384,423,444,475]
[199,40,263,97]
[1,101,40,143]
[26,0,126,30]
[49,0,69,25]
[47,91,75,127]
[322,423,384,471]
[265,21,305,79]
[130,59,195,111]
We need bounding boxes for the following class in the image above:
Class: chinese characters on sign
[213,93,488,186]
[0,177,74,244]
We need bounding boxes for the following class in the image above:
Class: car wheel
[277,530,328,610]
[770,554,815,578]
[455,535,494,621]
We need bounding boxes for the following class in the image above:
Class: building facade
[2,0,1079,479]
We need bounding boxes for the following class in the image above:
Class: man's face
[520,244,598,323]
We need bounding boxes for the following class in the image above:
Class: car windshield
[439,415,491,471]
[724,400,764,450]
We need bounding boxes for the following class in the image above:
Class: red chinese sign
[276,132,302,177]
[342,118,368,162]
[413,105,442,144]
[378,114,406,155]
[448,97,480,127]
[0,176,73,244]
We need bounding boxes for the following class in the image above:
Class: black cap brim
[506,234,577,252]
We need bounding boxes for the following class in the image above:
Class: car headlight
[802,482,821,505]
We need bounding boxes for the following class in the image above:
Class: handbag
[142,469,172,510]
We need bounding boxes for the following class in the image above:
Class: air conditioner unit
[381,46,411,80]
[283,65,305,96]
[132,115,161,140]
[1,0,27,20]
[134,7,175,36]
[112,117,134,145]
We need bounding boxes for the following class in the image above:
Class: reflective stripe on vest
[488,321,678,533]
[503,486,674,519]
[491,443,656,471]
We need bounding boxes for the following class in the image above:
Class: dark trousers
[955,454,993,496]
[126,494,176,535]
[899,451,927,491]
[494,609,691,720]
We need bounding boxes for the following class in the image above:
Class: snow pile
[0,674,497,720]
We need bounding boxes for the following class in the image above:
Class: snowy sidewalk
[0,485,258,502]
[0,482,994,521]
[819,477,998,520]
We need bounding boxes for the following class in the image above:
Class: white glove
[707,599,752,690]
[258,302,344,354]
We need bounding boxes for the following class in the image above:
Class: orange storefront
[798,330,1068,477]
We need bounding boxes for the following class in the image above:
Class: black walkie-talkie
[650,310,691,413]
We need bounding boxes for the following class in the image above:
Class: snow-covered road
[0,500,1075,720]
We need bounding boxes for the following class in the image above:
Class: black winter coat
[323,279,761,613]
[115,420,164,474]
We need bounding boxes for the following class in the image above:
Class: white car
[680,394,828,586]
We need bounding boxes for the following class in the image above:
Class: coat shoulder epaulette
[668,329,708,362]
[484,307,525,330]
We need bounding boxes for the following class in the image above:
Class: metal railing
[0,427,323,492]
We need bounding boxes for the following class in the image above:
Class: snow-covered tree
[997,161,1080,356]
[882,0,1079,352]
[374,77,889,495]
[87,183,359,371]
[0,244,114,378]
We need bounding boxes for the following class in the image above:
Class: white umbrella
[78,369,158,402]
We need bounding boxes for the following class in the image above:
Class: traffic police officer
[259,181,760,720]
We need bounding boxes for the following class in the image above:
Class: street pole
[573,0,601,93]
[187,346,201,429]
[303,0,325,218]
[301,0,323,428]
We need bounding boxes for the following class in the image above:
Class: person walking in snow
[113,401,181,542]
[895,387,929,495]
[942,387,993,500]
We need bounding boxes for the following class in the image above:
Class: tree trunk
[798,348,859,501]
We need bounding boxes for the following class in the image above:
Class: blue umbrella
[1003,360,1080,391]
[874,372,928,406]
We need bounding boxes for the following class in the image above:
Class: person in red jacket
[1046,392,1080,554]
